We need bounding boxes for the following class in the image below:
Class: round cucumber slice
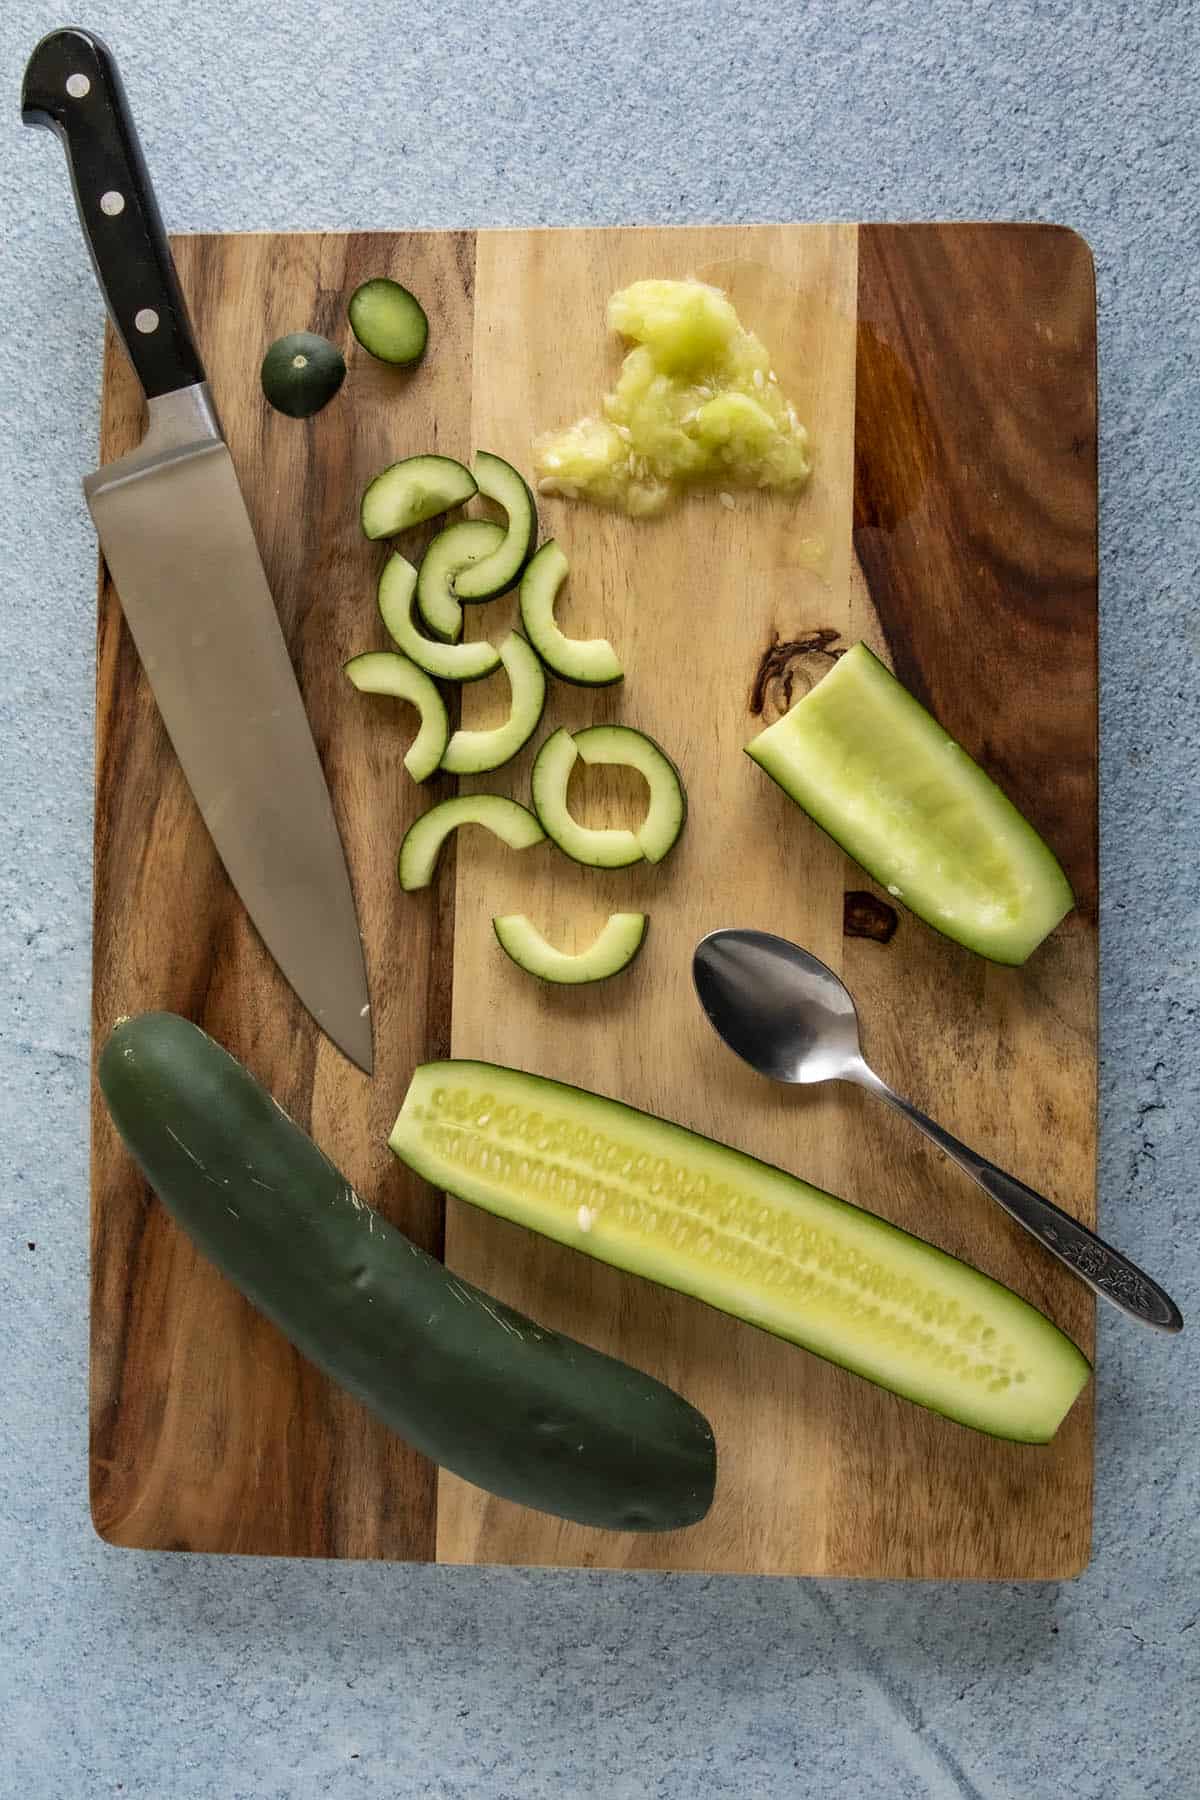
[343,651,449,784]
[573,725,686,864]
[348,278,429,365]
[362,455,477,541]
[452,452,539,601]
[260,332,345,418]
[378,554,501,684]
[494,912,648,985]
[440,634,547,776]
[399,795,546,891]
[530,729,643,869]
[417,519,507,639]
[519,541,623,687]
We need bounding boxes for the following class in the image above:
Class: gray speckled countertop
[2,2,1198,1795]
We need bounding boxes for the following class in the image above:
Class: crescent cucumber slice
[574,725,686,863]
[440,633,547,775]
[378,553,501,683]
[361,454,477,540]
[390,1061,1093,1443]
[530,728,642,868]
[519,541,623,686]
[399,795,546,891]
[494,912,648,984]
[343,651,449,783]
[453,453,539,601]
[417,519,507,639]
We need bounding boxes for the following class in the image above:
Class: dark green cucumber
[349,278,429,365]
[260,332,346,418]
[98,1013,715,1532]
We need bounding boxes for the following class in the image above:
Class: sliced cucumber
[745,643,1075,965]
[343,651,449,784]
[390,1062,1092,1443]
[494,913,648,985]
[574,725,686,864]
[399,795,546,891]
[453,452,539,601]
[348,278,429,365]
[361,455,477,541]
[519,541,623,687]
[260,332,346,418]
[378,554,501,684]
[416,519,507,640]
[530,728,642,868]
[441,634,547,776]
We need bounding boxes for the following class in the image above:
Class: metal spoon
[693,928,1182,1333]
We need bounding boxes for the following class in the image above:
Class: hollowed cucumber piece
[398,795,546,891]
[453,452,539,601]
[417,519,507,639]
[378,554,501,683]
[494,912,648,985]
[348,278,429,365]
[519,541,623,687]
[440,633,547,775]
[361,454,476,540]
[745,643,1075,965]
[343,651,449,783]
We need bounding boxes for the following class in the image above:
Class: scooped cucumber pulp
[746,644,1075,965]
[494,913,648,985]
[390,1063,1091,1442]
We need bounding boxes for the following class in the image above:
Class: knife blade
[22,28,372,1073]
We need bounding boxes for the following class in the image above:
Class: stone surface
[1,1,1197,1795]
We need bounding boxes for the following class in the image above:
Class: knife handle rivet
[66,72,91,98]
[134,308,160,335]
[100,191,126,217]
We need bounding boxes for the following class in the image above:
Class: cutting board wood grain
[90,223,1098,1577]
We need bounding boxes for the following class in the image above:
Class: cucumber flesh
[530,728,642,868]
[260,332,345,418]
[399,795,546,891]
[99,1014,714,1532]
[494,912,648,984]
[575,725,686,863]
[343,650,449,783]
[417,519,507,639]
[349,278,429,365]
[453,452,539,601]
[440,633,547,775]
[390,1062,1092,1443]
[519,541,623,687]
[745,643,1075,965]
[378,553,501,683]
[362,455,477,540]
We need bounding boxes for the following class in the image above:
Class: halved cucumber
[530,728,642,868]
[343,651,449,783]
[453,452,538,601]
[378,554,501,683]
[745,643,1075,965]
[348,278,429,365]
[574,726,685,864]
[260,332,346,418]
[361,455,477,541]
[494,913,648,985]
[399,795,546,891]
[417,519,508,640]
[519,541,623,687]
[441,634,547,775]
[390,1062,1092,1443]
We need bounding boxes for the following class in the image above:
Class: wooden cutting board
[90,223,1098,1578]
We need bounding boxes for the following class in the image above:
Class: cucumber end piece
[260,332,346,418]
[349,278,429,365]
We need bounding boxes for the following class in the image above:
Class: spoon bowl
[693,928,864,1085]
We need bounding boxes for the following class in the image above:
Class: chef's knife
[22,28,373,1074]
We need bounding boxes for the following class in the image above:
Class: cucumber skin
[98,1014,715,1533]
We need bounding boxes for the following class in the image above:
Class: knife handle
[21,28,205,400]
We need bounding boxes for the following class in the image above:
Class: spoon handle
[853,1066,1182,1333]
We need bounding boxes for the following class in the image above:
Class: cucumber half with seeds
[417,519,508,639]
[349,278,429,365]
[343,651,449,783]
[453,452,539,601]
[362,455,477,541]
[378,554,501,683]
[495,913,648,985]
[530,725,686,867]
[390,1062,1092,1443]
[519,541,623,687]
[441,633,547,775]
[745,643,1075,965]
[399,795,546,891]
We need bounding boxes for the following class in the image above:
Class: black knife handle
[21,28,205,399]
